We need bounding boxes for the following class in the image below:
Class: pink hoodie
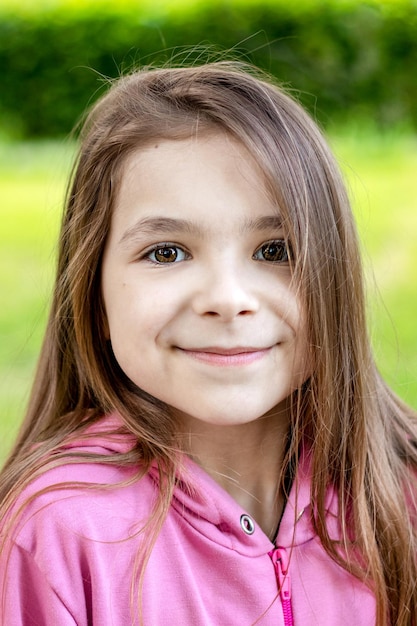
[1,415,376,625]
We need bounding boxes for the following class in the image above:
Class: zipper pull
[268,547,294,625]
[269,547,291,600]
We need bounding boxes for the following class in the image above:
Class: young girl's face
[101,132,310,429]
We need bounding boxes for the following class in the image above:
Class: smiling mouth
[177,346,273,366]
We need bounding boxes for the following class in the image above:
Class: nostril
[192,283,259,319]
[204,309,252,317]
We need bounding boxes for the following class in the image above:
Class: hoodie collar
[64,414,339,555]
[170,447,329,556]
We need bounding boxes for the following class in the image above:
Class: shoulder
[6,416,158,549]
[11,463,155,553]
[0,427,158,626]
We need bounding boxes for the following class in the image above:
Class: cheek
[295,333,312,385]
[295,314,312,383]
[288,295,311,379]
[104,285,170,354]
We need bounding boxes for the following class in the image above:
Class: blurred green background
[1,0,417,460]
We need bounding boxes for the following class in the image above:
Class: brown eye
[147,245,187,264]
[253,240,290,263]
[154,247,177,263]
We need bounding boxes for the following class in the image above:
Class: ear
[99,301,111,340]
[98,294,111,340]
[102,315,110,340]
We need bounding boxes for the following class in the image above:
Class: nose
[191,263,259,321]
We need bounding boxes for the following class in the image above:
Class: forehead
[122,131,264,183]
[112,133,278,232]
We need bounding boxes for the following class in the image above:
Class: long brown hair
[1,62,417,624]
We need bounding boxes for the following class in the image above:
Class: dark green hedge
[1,0,417,137]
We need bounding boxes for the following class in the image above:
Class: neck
[177,409,290,540]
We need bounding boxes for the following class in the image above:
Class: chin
[175,405,282,429]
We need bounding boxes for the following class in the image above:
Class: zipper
[268,547,294,626]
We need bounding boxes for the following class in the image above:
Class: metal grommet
[240,514,255,535]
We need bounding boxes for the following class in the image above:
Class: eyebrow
[119,217,204,247]
[118,214,284,247]
[243,215,283,232]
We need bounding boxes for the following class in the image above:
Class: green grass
[1,129,416,461]
[0,141,74,455]
[329,125,417,407]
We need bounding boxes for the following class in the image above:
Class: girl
[1,61,416,626]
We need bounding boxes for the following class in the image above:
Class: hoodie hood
[61,413,339,553]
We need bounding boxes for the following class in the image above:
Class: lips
[187,346,267,354]
[177,346,273,366]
